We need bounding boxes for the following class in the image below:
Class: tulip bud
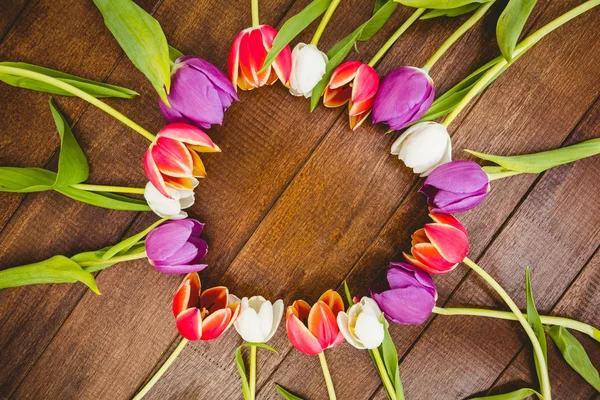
[370,263,438,325]
[420,160,490,214]
[172,272,241,341]
[337,297,387,349]
[144,181,196,219]
[286,290,345,355]
[159,57,238,129]
[372,67,434,130]
[390,121,451,176]
[228,25,292,91]
[404,213,469,274]
[323,61,379,130]
[289,43,328,98]
[145,219,209,274]
[233,296,284,343]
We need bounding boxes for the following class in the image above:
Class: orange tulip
[286,289,345,355]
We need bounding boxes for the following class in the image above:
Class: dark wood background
[1,0,599,399]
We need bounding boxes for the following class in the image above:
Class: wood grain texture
[0,0,599,399]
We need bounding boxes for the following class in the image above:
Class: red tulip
[286,289,345,355]
[172,272,241,341]
[144,123,220,198]
[228,25,292,91]
[323,61,379,130]
[404,212,469,274]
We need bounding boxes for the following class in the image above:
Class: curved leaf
[421,3,480,19]
[93,0,171,104]
[380,321,405,399]
[260,0,333,73]
[57,186,151,211]
[73,243,146,273]
[0,255,99,294]
[0,62,138,98]
[274,384,304,400]
[397,0,491,9]
[525,267,548,388]
[0,168,57,192]
[497,0,537,60]
[469,388,543,400]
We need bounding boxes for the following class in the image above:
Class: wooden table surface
[1,0,599,399]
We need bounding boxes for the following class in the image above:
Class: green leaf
[260,0,333,73]
[56,186,151,211]
[236,343,278,400]
[467,138,600,174]
[525,267,548,388]
[469,388,543,400]
[0,62,138,98]
[73,243,146,273]
[168,45,184,63]
[546,326,600,391]
[93,0,171,104]
[497,0,537,61]
[49,98,89,187]
[420,3,480,19]
[0,255,99,294]
[274,384,304,400]
[310,0,398,111]
[343,280,353,307]
[380,321,405,399]
[373,0,387,14]
[0,168,58,192]
[101,218,167,261]
[396,0,491,8]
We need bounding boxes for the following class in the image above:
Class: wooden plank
[484,248,599,399]
[0,0,28,41]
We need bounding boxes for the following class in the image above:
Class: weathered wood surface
[0,0,598,399]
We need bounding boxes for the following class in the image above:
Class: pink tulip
[143,123,220,198]
[228,25,292,91]
[172,272,241,341]
[323,61,379,130]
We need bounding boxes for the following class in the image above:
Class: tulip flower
[420,160,490,214]
[172,272,241,341]
[337,297,387,349]
[233,296,284,343]
[143,123,220,198]
[159,56,238,129]
[404,212,469,274]
[323,61,379,130]
[145,219,209,274]
[144,181,196,219]
[370,262,438,325]
[390,121,451,176]
[289,43,328,98]
[372,67,434,130]
[228,25,292,91]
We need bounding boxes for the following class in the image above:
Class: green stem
[442,0,600,127]
[368,8,426,67]
[249,345,257,400]
[0,66,155,142]
[463,257,551,399]
[311,0,342,46]
[133,337,189,400]
[251,0,260,27]
[70,183,145,194]
[372,347,397,400]
[318,352,337,400]
[421,1,494,72]
[433,307,600,342]
[486,171,524,181]
[78,251,147,267]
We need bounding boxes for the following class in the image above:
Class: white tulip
[391,122,452,177]
[144,180,197,219]
[337,297,387,350]
[233,296,284,343]
[289,43,328,98]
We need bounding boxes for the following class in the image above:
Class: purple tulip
[420,160,490,214]
[372,67,434,130]
[145,219,208,274]
[159,56,239,129]
[369,262,437,325]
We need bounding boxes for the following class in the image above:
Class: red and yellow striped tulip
[172,272,241,341]
[286,289,345,355]
[143,123,220,198]
[404,212,469,274]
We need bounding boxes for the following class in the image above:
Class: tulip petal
[176,308,203,340]
[172,272,201,317]
[146,220,195,263]
[323,86,352,108]
[430,190,489,214]
[228,30,244,90]
[412,243,458,274]
[163,175,198,190]
[286,309,323,355]
[352,64,379,105]
[349,111,370,130]
[183,57,239,101]
[308,301,340,349]
[261,25,292,85]
[151,137,193,177]
[429,212,469,237]
[155,263,208,274]
[188,149,207,177]
[423,160,489,193]
[411,228,429,246]
[201,308,232,340]
[143,149,171,198]
[403,252,438,274]
[201,286,229,314]
[337,312,365,349]
[319,290,344,316]
[328,61,361,89]
[354,312,384,349]
[290,299,312,322]
[424,223,469,263]
[158,123,220,151]
[371,286,435,325]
